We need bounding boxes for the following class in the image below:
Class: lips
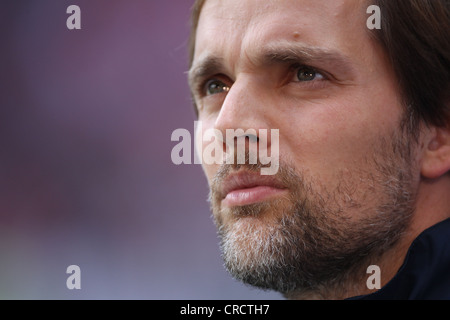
[220,170,287,207]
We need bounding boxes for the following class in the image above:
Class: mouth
[220,170,287,207]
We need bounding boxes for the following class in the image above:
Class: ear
[421,125,450,179]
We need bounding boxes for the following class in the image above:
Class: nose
[214,76,274,149]
[212,75,280,170]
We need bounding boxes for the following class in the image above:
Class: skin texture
[189,0,450,299]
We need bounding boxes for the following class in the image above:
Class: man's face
[189,0,419,296]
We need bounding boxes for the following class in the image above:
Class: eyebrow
[188,42,356,91]
[188,56,225,93]
[261,42,355,71]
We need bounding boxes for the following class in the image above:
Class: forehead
[194,0,370,67]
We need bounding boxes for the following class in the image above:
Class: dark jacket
[350,218,450,300]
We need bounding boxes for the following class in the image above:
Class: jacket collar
[349,218,450,300]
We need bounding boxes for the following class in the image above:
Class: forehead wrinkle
[226,27,274,77]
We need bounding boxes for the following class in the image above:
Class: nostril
[244,133,259,143]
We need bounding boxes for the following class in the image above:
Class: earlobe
[421,126,450,179]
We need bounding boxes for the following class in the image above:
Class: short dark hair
[188,0,450,129]
[373,0,450,131]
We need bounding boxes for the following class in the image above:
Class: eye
[295,66,325,82]
[204,79,230,96]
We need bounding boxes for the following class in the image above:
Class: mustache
[209,156,300,203]
[213,149,281,180]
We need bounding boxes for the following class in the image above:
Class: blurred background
[0,0,281,299]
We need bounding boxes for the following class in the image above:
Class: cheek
[279,95,403,182]
[202,163,220,188]
[196,117,221,185]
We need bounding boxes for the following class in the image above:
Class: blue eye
[205,79,230,95]
[296,67,324,82]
